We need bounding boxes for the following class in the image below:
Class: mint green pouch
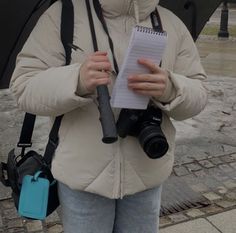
[18,171,49,220]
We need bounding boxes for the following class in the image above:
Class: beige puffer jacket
[10,0,207,199]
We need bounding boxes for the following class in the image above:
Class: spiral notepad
[111,26,167,109]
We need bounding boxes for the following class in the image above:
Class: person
[10,0,208,232]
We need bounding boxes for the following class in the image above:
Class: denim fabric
[58,182,162,233]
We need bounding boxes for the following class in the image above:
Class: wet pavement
[1,12,236,233]
[197,36,236,77]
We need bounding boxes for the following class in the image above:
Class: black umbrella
[0,0,223,89]
[0,0,53,89]
[159,0,223,40]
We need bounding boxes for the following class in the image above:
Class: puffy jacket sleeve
[152,23,208,121]
[10,3,92,117]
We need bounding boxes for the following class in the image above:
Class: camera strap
[92,0,164,74]
[16,0,74,166]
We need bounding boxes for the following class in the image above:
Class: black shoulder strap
[61,0,74,65]
[17,0,74,165]
[92,0,119,74]
[92,1,164,74]
[151,8,164,32]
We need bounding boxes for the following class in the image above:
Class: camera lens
[138,126,169,159]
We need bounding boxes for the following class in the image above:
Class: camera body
[116,106,169,159]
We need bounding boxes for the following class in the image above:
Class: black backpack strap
[43,115,63,165]
[17,113,36,148]
[17,0,74,166]
[61,0,74,66]
[44,0,74,165]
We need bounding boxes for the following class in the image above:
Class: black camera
[116,106,169,159]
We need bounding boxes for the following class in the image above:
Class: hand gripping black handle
[85,0,117,144]
[97,85,118,143]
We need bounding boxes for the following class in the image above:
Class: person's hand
[128,58,169,99]
[79,51,112,93]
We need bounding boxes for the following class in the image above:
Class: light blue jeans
[58,182,162,233]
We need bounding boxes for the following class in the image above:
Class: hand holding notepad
[110,26,167,109]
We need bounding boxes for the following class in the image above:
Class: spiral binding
[135,25,167,36]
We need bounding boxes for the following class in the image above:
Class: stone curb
[198,35,236,42]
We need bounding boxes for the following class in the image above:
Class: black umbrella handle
[85,0,117,144]
[97,85,118,144]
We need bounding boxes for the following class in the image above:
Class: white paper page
[111,26,167,109]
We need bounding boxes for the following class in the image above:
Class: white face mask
[99,0,159,22]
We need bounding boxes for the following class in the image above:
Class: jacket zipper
[113,138,124,198]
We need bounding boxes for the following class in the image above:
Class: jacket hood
[99,0,159,22]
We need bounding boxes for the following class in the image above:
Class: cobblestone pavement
[161,154,236,228]
[0,153,236,232]
[1,19,236,233]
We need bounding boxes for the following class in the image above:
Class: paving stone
[216,186,228,194]
[159,216,172,227]
[7,219,23,228]
[173,166,189,176]
[208,168,230,181]
[1,199,15,209]
[196,176,222,190]
[160,218,220,233]
[203,192,222,201]
[194,170,208,178]
[207,167,221,175]
[3,208,19,219]
[198,160,215,168]
[168,213,189,223]
[0,183,11,200]
[220,155,235,163]
[226,191,236,200]
[25,220,43,232]
[218,164,234,173]
[207,209,236,233]
[185,163,202,172]
[223,180,236,189]
[210,157,224,165]
[190,183,209,192]
[202,205,223,214]
[216,200,236,208]
[45,211,60,224]
[47,224,63,233]
[186,209,205,218]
